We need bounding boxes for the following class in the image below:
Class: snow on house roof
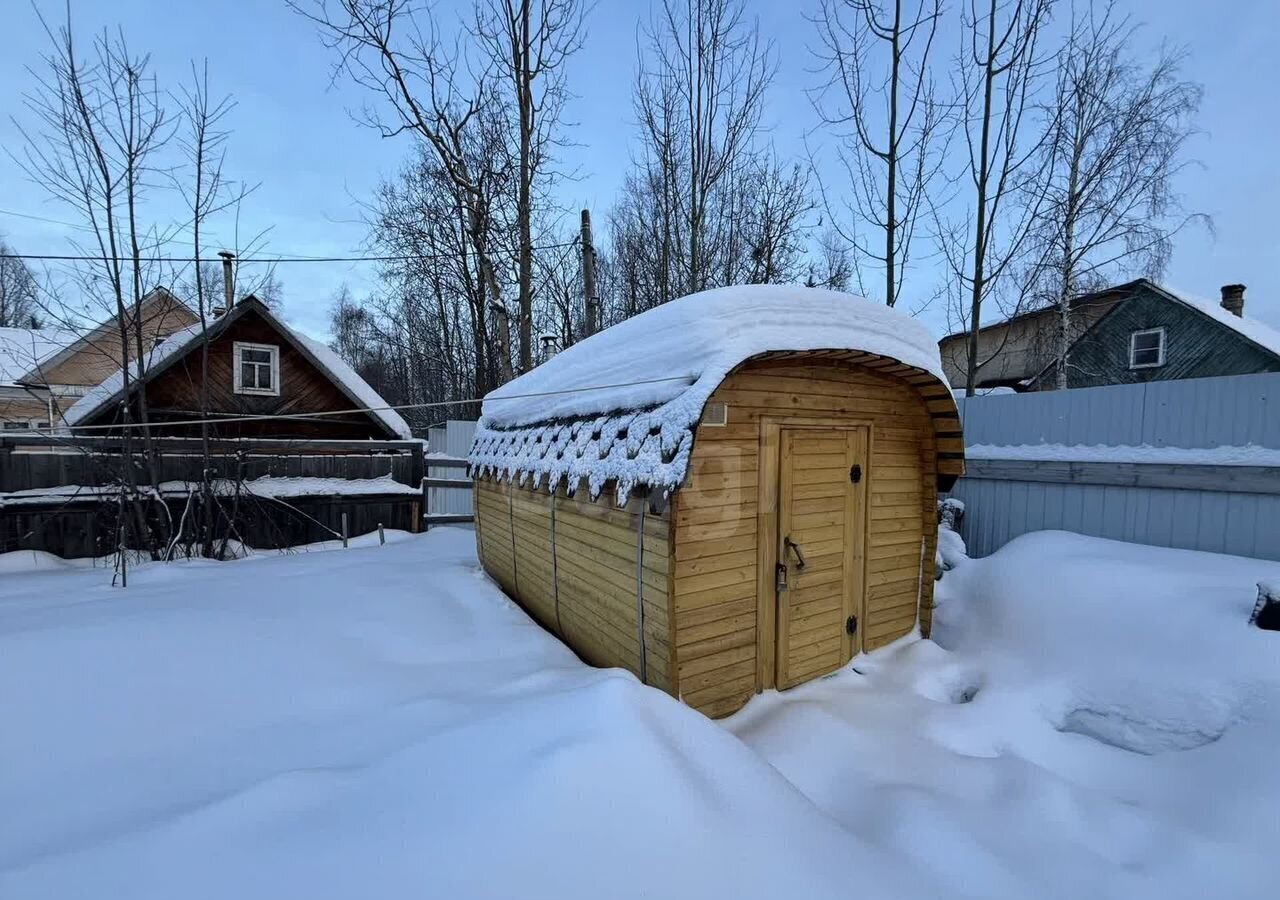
[470,285,951,499]
[0,326,82,386]
[1156,283,1280,359]
[63,298,412,440]
[290,332,413,440]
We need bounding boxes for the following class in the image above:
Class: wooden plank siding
[471,351,956,720]
[79,307,395,440]
[671,357,940,718]
[472,475,675,696]
[1030,285,1280,390]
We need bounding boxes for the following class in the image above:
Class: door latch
[775,563,789,593]
[846,615,859,636]
[783,535,806,570]
[850,464,862,484]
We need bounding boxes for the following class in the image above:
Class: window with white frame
[1129,328,1165,369]
[233,342,280,395]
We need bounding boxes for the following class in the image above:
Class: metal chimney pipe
[217,251,236,315]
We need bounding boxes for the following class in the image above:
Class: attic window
[233,341,280,395]
[1129,328,1165,369]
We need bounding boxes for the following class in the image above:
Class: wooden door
[775,426,868,689]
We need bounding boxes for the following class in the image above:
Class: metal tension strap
[549,485,562,633]
[635,495,648,685]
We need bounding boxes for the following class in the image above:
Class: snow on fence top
[470,285,950,499]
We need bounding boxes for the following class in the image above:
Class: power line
[0,240,580,265]
[27,374,696,434]
[0,207,95,231]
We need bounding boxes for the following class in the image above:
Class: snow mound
[0,549,76,574]
[724,530,1280,899]
[0,529,939,900]
[472,285,951,498]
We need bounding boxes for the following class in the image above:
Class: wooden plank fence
[421,456,474,528]
[0,434,429,557]
[948,372,1280,561]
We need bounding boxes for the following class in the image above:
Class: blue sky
[1,0,1276,341]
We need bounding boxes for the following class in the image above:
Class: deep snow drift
[727,529,1280,899]
[0,530,929,900]
[1,528,1276,899]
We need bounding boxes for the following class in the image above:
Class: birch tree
[939,0,1055,395]
[1035,1,1204,388]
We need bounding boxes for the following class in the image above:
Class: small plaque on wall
[701,401,728,426]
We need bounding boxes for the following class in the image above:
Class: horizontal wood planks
[673,357,941,717]
[472,475,675,695]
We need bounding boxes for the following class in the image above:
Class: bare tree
[634,0,775,297]
[810,0,946,307]
[1035,1,1204,388]
[0,240,43,327]
[290,0,517,386]
[738,154,813,285]
[475,0,585,373]
[19,12,179,562]
[806,226,854,291]
[938,0,1055,395]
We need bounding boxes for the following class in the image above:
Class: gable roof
[63,296,412,440]
[938,289,1122,344]
[1152,282,1280,359]
[469,285,958,499]
[1027,279,1280,386]
[14,287,195,387]
[0,326,82,387]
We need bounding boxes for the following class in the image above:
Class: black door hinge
[849,464,862,484]
[846,615,858,635]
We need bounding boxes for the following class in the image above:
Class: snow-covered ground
[1,528,1276,899]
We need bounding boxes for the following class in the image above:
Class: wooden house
[1,288,196,430]
[0,295,422,559]
[468,286,964,718]
[938,279,1280,391]
[1026,281,1280,389]
[65,294,411,441]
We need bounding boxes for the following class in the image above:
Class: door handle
[784,536,806,570]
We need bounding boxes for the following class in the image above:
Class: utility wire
[0,240,580,265]
[24,374,697,435]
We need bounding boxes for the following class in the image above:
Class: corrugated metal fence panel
[426,419,477,522]
[948,373,1280,562]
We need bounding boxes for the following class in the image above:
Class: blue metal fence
[949,373,1280,561]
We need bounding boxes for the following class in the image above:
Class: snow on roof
[0,326,82,386]
[63,320,204,424]
[63,300,413,440]
[470,285,950,499]
[291,332,412,440]
[1157,283,1280,359]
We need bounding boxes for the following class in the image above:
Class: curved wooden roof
[727,349,965,490]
